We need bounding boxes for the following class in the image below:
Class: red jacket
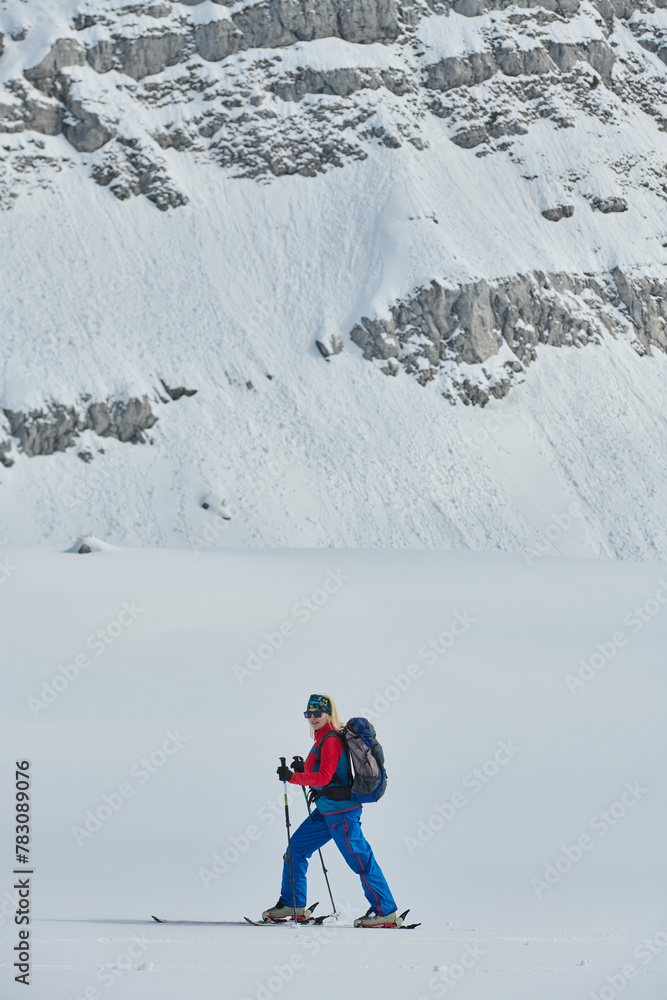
[288,722,343,787]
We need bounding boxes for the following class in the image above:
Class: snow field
[1,545,666,998]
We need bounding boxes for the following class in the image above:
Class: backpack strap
[310,730,351,802]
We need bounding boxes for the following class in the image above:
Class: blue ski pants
[280,807,397,916]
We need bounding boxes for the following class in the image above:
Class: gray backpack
[344,717,387,803]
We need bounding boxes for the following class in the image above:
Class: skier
[262,693,402,927]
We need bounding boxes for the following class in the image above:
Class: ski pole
[280,757,298,925]
[302,787,337,916]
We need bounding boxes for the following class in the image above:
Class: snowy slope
[1,546,666,998]
[1,173,667,556]
[1,0,667,553]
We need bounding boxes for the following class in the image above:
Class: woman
[262,693,402,927]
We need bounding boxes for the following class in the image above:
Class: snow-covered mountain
[1,0,667,554]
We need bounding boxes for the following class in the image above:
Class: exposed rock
[546,40,615,78]
[91,142,187,209]
[4,404,79,455]
[273,67,363,101]
[65,101,115,152]
[206,97,372,178]
[493,44,555,77]
[67,535,116,553]
[0,98,65,136]
[424,38,611,94]
[24,39,86,98]
[66,121,114,153]
[87,32,189,80]
[73,13,99,31]
[86,40,116,74]
[611,268,667,353]
[451,125,488,148]
[381,357,400,375]
[542,204,574,221]
[349,268,667,402]
[271,66,411,102]
[0,0,660,215]
[192,20,241,63]
[315,335,344,358]
[25,101,66,135]
[491,377,512,398]
[593,196,628,213]
[20,41,116,150]
[0,380,204,458]
[0,440,14,468]
[87,396,158,441]
[85,0,399,82]
[153,128,194,151]
[424,52,496,91]
[2,396,159,457]
[159,379,198,400]
[458,378,491,406]
[452,0,580,13]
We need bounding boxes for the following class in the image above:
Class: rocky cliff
[3,0,666,196]
[3,0,667,369]
[350,267,667,403]
[2,0,667,553]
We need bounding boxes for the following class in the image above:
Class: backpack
[344,717,387,803]
[313,717,387,804]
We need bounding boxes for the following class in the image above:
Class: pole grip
[280,757,286,768]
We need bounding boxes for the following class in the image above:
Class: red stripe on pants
[342,818,382,916]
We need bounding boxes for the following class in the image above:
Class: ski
[152,907,420,929]
[243,917,323,926]
[151,916,324,927]
[152,916,257,925]
[152,902,326,927]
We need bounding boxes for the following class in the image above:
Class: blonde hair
[309,694,343,735]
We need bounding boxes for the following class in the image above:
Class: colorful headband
[307,694,332,715]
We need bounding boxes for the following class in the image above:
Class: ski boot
[261,901,312,922]
[354,908,404,928]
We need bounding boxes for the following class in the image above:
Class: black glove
[277,764,293,782]
[291,755,305,773]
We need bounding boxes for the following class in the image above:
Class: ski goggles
[304,710,325,719]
